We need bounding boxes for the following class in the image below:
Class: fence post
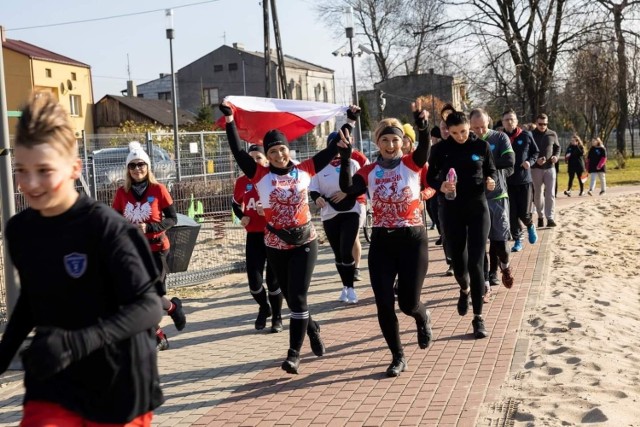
[0,26,20,317]
[200,131,206,184]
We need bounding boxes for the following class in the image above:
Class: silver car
[90,145,176,191]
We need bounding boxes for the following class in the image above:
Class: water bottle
[445,168,457,200]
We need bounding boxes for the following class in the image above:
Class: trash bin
[166,213,201,273]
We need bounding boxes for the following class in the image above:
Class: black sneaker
[271,315,283,333]
[457,289,470,316]
[445,266,454,277]
[281,349,300,374]
[417,311,432,349]
[354,268,362,282]
[538,218,544,228]
[488,272,500,287]
[472,315,489,339]
[308,323,326,356]
[386,356,407,377]
[255,305,271,330]
[169,297,186,331]
[546,219,557,227]
[435,237,443,246]
[156,332,169,351]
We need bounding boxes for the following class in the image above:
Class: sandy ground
[485,193,640,426]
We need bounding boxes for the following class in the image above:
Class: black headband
[379,126,404,139]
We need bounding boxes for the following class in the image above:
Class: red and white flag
[216,96,347,144]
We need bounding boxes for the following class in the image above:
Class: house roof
[99,95,196,126]
[3,39,90,68]
[215,45,334,73]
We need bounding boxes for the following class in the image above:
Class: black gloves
[21,327,76,380]
[347,108,360,121]
[338,141,352,160]
[414,110,428,131]
[219,103,233,117]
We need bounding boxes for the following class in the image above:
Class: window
[228,63,238,71]
[203,88,219,106]
[71,72,77,81]
[158,92,171,101]
[295,84,302,100]
[214,64,223,72]
[314,84,321,101]
[69,95,81,117]
[45,69,52,78]
[323,86,328,103]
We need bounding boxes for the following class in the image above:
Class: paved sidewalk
[1,185,637,426]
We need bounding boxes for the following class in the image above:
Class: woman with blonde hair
[338,100,432,377]
[112,141,187,351]
[586,137,607,195]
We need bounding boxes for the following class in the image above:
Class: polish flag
[215,96,347,144]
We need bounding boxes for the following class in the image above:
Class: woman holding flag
[219,99,356,375]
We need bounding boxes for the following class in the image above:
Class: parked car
[90,145,176,191]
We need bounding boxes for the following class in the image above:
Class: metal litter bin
[166,213,201,273]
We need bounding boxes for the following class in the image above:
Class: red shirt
[233,175,267,233]
[352,150,369,168]
[112,183,173,252]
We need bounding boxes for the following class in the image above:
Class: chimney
[233,42,245,51]
[159,73,167,79]
[126,80,137,97]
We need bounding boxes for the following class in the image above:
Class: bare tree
[594,0,640,158]
[437,0,594,120]
[315,0,444,83]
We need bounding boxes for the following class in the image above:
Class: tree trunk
[613,5,629,157]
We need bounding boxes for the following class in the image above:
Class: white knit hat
[126,141,151,166]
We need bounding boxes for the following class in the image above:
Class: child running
[0,92,164,425]
[232,145,284,332]
[220,101,353,374]
[112,141,187,351]
[338,100,432,377]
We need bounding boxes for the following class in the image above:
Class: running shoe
[511,239,523,252]
[538,218,544,228]
[472,315,489,339]
[417,311,432,349]
[338,287,349,302]
[527,224,538,244]
[271,315,283,333]
[346,287,358,304]
[488,272,500,287]
[435,237,443,246]
[501,267,515,289]
[281,349,300,374]
[599,190,606,196]
[169,297,187,331]
[156,331,169,351]
[255,304,271,330]
[444,266,454,276]
[308,323,325,356]
[354,268,362,282]
[386,356,407,377]
[457,289,470,316]
[564,190,571,197]
[546,219,557,227]
[588,190,593,196]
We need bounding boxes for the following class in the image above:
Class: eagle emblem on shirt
[123,201,152,224]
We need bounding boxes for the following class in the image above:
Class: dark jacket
[565,144,585,173]
[505,128,539,185]
[587,146,607,173]
[531,128,560,169]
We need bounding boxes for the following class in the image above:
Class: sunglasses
[128,162,148,170]
[537,122,548,126]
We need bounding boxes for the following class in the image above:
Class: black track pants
[267,240,319,352]
[507,183,533,240]
[323,212,360,288]
[439,196,490,315]
[368,226,429,357]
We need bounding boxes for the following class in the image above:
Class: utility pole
[263,0,271,97]
[270,0,288,99]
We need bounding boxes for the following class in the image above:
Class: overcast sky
[2,0,357,104]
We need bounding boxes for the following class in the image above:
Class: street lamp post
[166,9,181,181]
[344,7,362,150]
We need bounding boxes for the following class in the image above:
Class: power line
[6,0,220,32]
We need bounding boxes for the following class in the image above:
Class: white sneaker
[346,287,358,304]
[338,287,349,302]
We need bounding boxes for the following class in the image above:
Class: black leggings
[152,249,169,296]
[246,232,278,293]
[440,196,490,315]
[485,240,509,277]
[508,183,533,240]
[567,168,584,193]
[323,212,360,288]
[267,240,320,352]
[368,226,429,358]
